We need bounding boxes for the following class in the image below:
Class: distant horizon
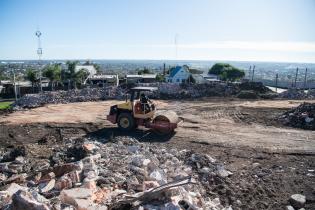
[1,58,315,65]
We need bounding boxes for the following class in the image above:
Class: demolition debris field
[0,98,315,209]
[1,99,314,153]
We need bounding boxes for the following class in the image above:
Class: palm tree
[65,61,79,89]
[43,64,62,91]
[25,68,37,93]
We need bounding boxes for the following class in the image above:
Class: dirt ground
[0,98,315,209]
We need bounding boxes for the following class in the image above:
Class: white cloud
[149,41,315,53]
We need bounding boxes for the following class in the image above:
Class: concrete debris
[289,194,306,209]
[13,86,124,109]
[11,190,50,210]
[13,82,273,109]
[279,102,315,130]
[0,137,234,209]
[278,88,315,100]
[286,205,295,210]
[38,179,55,193]
[236,90,258,99]
[5,183,28,197]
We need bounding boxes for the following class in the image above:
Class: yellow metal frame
[117,101,133,110]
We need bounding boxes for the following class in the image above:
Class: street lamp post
[35,30,43,92]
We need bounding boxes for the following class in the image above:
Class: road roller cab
[107,87,180,134]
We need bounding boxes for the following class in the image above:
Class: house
[126,75,142,84]
[202,73,221,83]
[87,75,119,87]
[126,74,157,84]
[191,74,207,84]
[140,74,157,83]
[165,66,191,84]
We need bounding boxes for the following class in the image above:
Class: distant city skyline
[0,0,315,63]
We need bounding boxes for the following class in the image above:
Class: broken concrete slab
[289,194,306,209]
[60,188,94,206]
[11,190,50,210]
[39,179,55,193]
[5,183,28,197]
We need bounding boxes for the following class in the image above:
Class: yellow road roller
[106,87,181,134]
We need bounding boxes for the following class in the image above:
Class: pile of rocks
[278,102,315,130]
[13,87,124,109]
[239,82,272,94]
[143,83,239,99]
[12,81,275,110]
[0,137,233,210]
[278,88,315,100]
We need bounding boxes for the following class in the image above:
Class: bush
[209,63,245,81]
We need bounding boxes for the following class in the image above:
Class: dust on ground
[0,98,315,209]
[1,98,314,154]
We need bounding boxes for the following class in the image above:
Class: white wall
[168,67,191,84]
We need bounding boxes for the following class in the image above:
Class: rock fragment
[289,194,306,209]
[11,190,50,210]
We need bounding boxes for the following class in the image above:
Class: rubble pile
[239,82,271,94]
[12,81,276,110]
[141,82,272,99]
[0,137,233,210]
[142,83,239,99]
[236,90,258,99]
[278,88,315,100]
[278,102,315,130]
[308,89,315,98]
[13,87,124,109]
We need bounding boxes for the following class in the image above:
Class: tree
[208,63,245,82]
[156,73,165,82]
[209,63,232,75]
[25,68,37,93]
[0,66,9,80]
[65,61,79,89]
[75,69,90,86]
[93,64,102,74]
[43,64,61,90]
[137,68,151,75]
[221,68,245,81]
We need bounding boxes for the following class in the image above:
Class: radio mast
[35,30,43,92]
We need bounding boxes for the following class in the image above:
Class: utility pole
[275,73,278,93]
[36,30,43,92]
[248,66,252,80]
[251,65,255,82]
[163,63,166,75]
[303,68,308,90]
[294,67,299,88]
[12,67,17,101]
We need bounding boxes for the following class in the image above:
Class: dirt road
[1,99,314,154]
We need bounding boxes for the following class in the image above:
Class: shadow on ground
[86,127,175,143]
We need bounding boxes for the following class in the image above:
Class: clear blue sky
[0,0,315,62]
